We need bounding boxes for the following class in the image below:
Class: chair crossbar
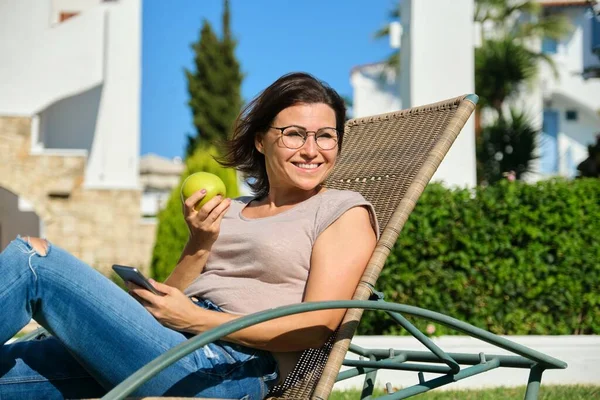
[385,310,460,373]
[378,359,501,400]
[345,346,539,369]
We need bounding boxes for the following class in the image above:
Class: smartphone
[112,264,164,296]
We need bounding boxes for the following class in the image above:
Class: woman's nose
[300,135,319,156]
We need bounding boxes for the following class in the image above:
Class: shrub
[359,179,600,336]
[150,145,240,282]
[476,109,538,185]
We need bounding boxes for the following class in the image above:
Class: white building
[352,0,600,184]
[0,0,142,242]
[140,154,184,218]
[0,0,142,190]
[353,0,477,188]
[535,0,600,178]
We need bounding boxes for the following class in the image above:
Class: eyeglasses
[269,125,339,150]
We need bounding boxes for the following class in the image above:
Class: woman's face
[256,103,338,194]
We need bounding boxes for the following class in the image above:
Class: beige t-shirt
[184,189,379,314]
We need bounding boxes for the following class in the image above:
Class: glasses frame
[269,125,339,150]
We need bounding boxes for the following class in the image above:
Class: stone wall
[0,116,156,275]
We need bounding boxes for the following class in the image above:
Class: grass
[330,385,599,399]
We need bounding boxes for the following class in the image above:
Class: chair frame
[89,300,566,400]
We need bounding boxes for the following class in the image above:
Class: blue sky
[141,0,397,159]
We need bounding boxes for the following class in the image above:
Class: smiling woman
[0,72,378,400]
[256,103,338,200]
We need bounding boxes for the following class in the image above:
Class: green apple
[180,172,227,211]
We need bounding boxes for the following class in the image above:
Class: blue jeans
[0,236,278,400]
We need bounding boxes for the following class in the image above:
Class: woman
[0,72,378,399]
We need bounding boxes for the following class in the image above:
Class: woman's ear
[255,136,264,154]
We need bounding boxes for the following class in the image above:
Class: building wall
[541,7,600,110]
[0,2,105,115]
[51,0,103,24]
[38,85,102,153]
[0,0,142,191]
[351,64,402,118]
[529,6,600,179]
[84,0,141,190]
[0,116,155,275]
[552,94,600,177]
[400,0,477,188]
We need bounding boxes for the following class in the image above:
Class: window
[565,110,578,121]
[541,110,559,174]
[59,12,79,23]
[542,37,558,54]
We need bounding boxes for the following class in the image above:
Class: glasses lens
[281,127,306,149]
[316,128,338,150]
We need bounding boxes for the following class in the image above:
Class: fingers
[128,282,160,304]
[183,189,206,214]
[185,195,231,226]
[203,197,231,223]
[196,195,228,218]
[149,279,174,295]
[183,190,228,218]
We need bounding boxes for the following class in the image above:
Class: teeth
[295,163,319,169]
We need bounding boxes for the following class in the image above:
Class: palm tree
[476,108,539,184]
[475,36,540,116]
[473,1,572,183]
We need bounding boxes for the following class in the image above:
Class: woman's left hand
[128,280,204,332]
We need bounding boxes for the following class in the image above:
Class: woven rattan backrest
[267,95,478,399]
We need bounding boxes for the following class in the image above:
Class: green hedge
[358,178,600,336]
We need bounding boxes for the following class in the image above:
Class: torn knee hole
[27,236,48,256]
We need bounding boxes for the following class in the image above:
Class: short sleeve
[313,190,380,242]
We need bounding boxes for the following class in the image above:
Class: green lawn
[330,385,599,399]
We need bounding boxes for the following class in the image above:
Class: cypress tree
[150,1,243,280]
[184,0,243,156]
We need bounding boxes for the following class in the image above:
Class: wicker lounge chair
[19,94,567,399]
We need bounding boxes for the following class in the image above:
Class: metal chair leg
[524,365,544,400]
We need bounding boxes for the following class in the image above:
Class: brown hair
[218,72,346,199]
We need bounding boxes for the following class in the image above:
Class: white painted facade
[533,3,600,179]
[0,0,142,190]
[352,0,600,184]
[400,0,477,188]
[352,0,477,188]
[351,63,402,118]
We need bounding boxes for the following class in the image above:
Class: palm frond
[504,1,540,20]
[373,25,390,40]
[518,14,572,40]
[373,3,400,40]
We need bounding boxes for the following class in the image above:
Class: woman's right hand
[182,190,231,248]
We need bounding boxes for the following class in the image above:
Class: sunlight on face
[257,103,338,194]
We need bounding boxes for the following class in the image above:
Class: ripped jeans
[0,236,278,400]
